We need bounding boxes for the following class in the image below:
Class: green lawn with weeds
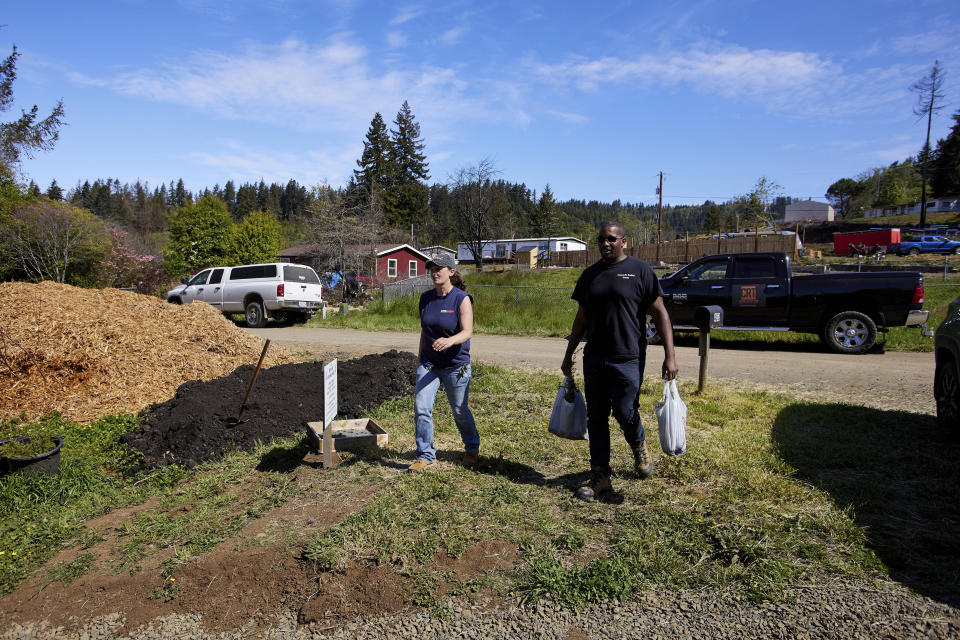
[0,413,310,595]
[305,365,959,607]
[3,366,957,608]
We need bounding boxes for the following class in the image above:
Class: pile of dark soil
[123,350,417,468]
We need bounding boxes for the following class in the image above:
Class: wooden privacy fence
[546,234,799,268]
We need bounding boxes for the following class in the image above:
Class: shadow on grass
[435,451,625,504]
[772,403,960,606]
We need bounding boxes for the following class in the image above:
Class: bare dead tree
[911,60,947,228]
[449,158,499,272]
[307,186,381,274]
[2,200,102,282]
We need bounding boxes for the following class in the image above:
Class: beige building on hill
[784,199,834,223]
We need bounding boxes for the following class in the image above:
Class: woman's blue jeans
[583,353,645,474]
[414,363,479,463]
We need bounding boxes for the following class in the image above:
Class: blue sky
[5,0,960,206]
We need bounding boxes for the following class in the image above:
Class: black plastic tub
[0,435,63,477]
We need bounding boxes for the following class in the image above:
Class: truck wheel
[953,247,960,255]
[909,247,920,256]
[935,356,960,437]
[823,311,877,354]
[244,300,266,328]
[167,297,182,305]
[645,315,661,345]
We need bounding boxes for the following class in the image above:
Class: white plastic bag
[548,377,588,440]
[654,379,687,456]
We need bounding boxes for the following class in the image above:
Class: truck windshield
[283,265,321,284]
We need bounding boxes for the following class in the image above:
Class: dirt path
[246,327,936,414]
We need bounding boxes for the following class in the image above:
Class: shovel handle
[240,339,271,411]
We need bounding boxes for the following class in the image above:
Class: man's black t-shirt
[572,256,663,360]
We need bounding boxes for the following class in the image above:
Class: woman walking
[409,254,479,471]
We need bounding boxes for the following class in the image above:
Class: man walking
[560,221,678,501]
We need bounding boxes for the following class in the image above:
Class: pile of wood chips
[0,281,294,423]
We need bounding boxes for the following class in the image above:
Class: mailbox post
[693,305,724,393]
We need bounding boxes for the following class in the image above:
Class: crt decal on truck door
[728,255,789,325]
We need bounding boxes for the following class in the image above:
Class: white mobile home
[456,237,587,263]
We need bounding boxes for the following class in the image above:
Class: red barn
[375,244,430,282]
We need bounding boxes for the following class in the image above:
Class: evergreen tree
[386,101,429,228]
[530,184,558,236]
[46,179,63,200]
[0,44,65,173]
[164,194,234,275]
[230,210,282,264]
[236,183,257,217]
[174,178,188,208]
[391,101,429,184]
[931,109,960,197]
[281,179,307,219]
[825,178,863,217]
[266,183,283,215]
[353,112,394,201]
[223,180,237,217]
[256,179,268,212]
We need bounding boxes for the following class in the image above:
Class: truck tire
[909,247,920,256]
[822,311,877,354]
[953,247,960,255]
[645,314,661,345]
[244,300,267,328]
[167,297,182,305]
[935,356,960,437]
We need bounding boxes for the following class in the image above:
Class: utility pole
[656,171,663,262]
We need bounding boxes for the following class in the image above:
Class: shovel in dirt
[226,339,270,428]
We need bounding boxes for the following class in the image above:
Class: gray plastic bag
[548,377,588,440]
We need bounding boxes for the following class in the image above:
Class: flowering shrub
[97,229,167,295]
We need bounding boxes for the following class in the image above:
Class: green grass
[0,413,309,595]
[4,367,956,608]
[303,365,957,606]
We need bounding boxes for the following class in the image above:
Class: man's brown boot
[575,466,612,501]
[633,441,654,478]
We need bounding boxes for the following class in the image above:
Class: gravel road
[4,579,957,639]
[247,327,936,414]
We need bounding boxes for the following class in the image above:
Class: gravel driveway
[246,327,936,414]
[4,579,957,638]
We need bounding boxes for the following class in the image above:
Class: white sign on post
[324,359,338,428]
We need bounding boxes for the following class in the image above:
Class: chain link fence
[379,278,577,314]
[467,283,575,308]
[380,275,434,304]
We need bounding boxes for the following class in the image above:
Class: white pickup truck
[166,263,324,327]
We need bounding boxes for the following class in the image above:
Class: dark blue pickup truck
[888,235,960,256]
[651,252,928,354]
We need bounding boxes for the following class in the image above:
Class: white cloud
[440,27,467,46]
[186,140,357,187]
[527,44,926,118]
[545,109,589,125]
[387,31,408,48]
[390,5,424,25]
[531,45,832,96]
[67,35,530,141]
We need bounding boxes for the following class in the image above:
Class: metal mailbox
[694,305,724,330]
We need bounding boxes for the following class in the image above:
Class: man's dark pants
[583,352,647,475]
